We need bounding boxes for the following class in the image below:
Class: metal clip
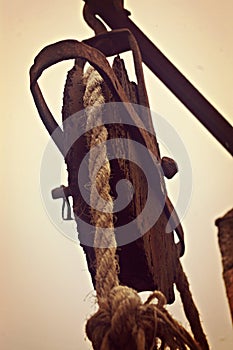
[62,197,73,221]
[51,185,73,221]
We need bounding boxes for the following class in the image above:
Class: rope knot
[86,286,167,350]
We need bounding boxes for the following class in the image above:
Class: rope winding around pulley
[83,68,202,350]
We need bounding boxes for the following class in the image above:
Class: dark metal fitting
[51,185,72,199]
[161,157,178,179]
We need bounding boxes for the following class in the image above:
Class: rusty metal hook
[30,39,151,153]
[83,3,108,35]
[30,29,154,153]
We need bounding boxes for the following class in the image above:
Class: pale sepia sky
[1,1,233,349]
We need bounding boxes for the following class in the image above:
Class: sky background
[1,1,233,349]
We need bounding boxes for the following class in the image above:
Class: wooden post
[215,209,233,322]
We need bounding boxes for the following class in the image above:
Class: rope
[175,262,209,350]
[83,67,202,350]
[83,67,119,302]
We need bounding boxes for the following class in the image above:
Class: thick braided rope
[83,67,201,350]
[83,67,119,301]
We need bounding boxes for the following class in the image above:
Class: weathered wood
[216,209,233,322]
[61,54,183,303]
[62,59,98,281]
[108,56,179,302]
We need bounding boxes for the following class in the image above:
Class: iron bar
[83,1,233,156]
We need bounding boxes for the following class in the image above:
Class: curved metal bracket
[83,3,108,35]
[30,32,154,155]
[83,29,150,109]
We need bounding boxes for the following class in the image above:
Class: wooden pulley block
[30,29,185,303]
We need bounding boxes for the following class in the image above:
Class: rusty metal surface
[83,0,233,156]
[85,29,151,109]
[30,37,158,160]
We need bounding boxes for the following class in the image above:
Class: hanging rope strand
[175,261,209,350]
